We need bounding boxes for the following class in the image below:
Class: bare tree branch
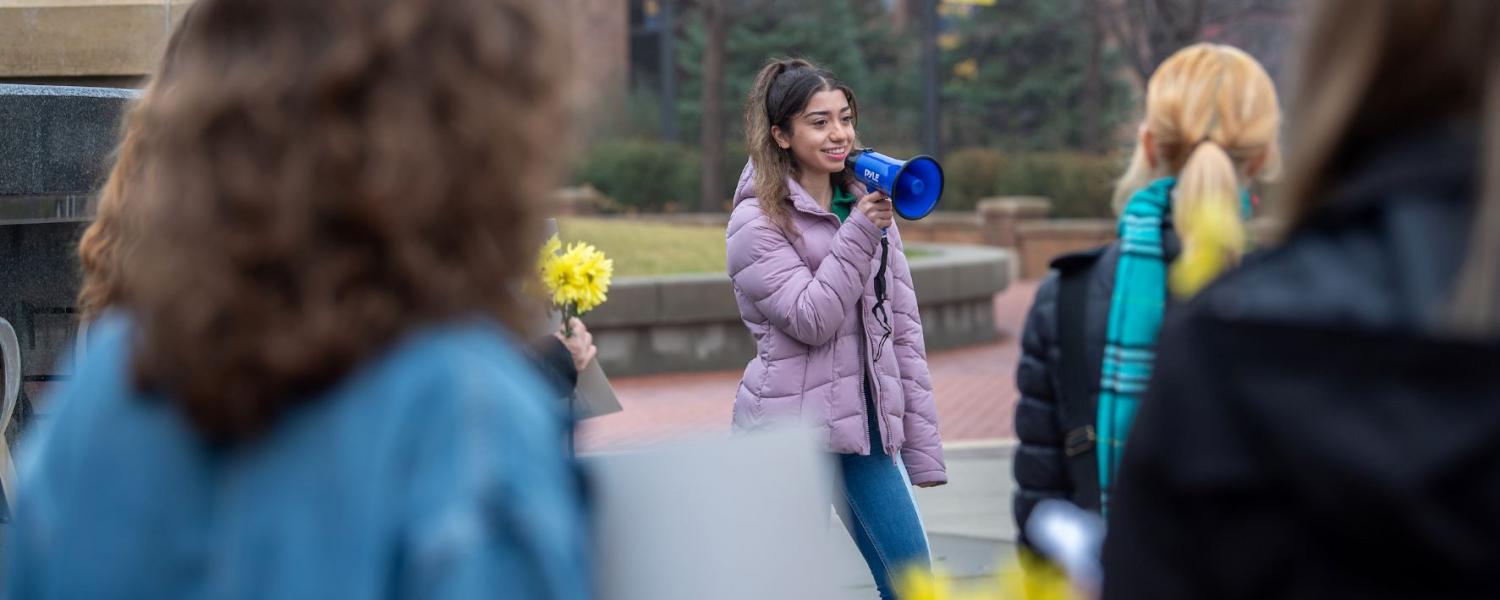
[1098,0,1155,86]
[1098,0,1223,87]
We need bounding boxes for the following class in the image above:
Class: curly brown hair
[77,7,196,322]
[75,134,135,322]
[120,0,570,441]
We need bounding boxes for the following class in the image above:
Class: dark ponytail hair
[743,58,857,237]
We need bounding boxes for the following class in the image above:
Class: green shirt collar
[830,186,856,223]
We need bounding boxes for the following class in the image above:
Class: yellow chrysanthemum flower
[538,241,613,315]
[568,242,613,313]
[538,234,562,274]
[542,252,577,307]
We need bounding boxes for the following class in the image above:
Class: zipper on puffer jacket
[858,303,896,463]
[864,334,876,456]
[818,200,895,461]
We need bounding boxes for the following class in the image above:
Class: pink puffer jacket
[726,162,946,486]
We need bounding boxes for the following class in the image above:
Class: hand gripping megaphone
[842,148,945,361]
[844,148,944,222]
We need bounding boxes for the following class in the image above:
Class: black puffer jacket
[1012,224,1180,543]
[1103,127,1500,599]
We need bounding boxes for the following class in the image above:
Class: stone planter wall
[583,198,1280,284]
[585,244,1015,377]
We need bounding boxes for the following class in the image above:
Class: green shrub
[993,152,1121,219]
[928,149,1120,218]
[575,140,701,213]
[941,147,1008,212]
[574,139,1122,218]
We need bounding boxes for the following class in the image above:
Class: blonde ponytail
[1170,140,1248,296]
[1112,43,1281,297]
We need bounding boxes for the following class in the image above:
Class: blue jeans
[835,393,932,599]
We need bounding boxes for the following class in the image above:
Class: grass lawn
[556,217,933,277]
[558,218,727,277]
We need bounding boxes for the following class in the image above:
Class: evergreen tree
[940,0,1133,151]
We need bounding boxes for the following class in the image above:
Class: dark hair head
[764,61,858,134]
[743,58,857,236]
[1280,0,1500,331]
[120,0,570,442]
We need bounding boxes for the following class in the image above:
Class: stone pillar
[1015,219,1116,279]
[978,196,1050,248]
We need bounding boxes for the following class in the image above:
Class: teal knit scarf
[1097,177,1253,512]
[1097,177,1175,513]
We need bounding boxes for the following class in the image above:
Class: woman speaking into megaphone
[725,57,946,599]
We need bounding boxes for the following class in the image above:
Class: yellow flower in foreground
[1006,555,1079,600]
[1170,194,1246,299]
[895,559,1079,600]
[898,566,958,600]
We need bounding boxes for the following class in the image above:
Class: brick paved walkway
[577,280,1043,452]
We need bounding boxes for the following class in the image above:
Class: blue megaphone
[845,148,944,221]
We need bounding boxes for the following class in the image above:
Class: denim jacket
[6,315,590,600]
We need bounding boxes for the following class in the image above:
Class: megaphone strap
[870,237,893,362]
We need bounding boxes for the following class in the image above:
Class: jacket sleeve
[726,201,882,347]
[1013,273,1070,544]
[531,335,578,400]
[887,225,946,487]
